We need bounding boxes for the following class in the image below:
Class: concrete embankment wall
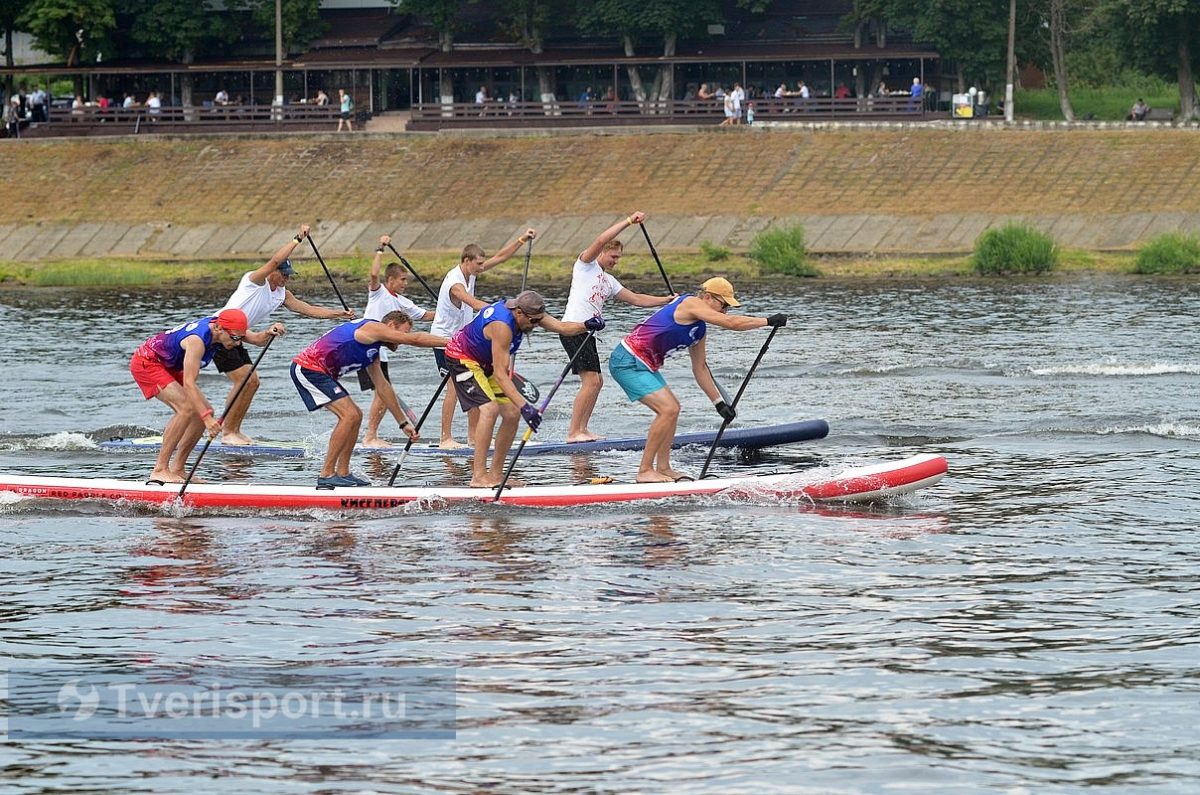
[2,124,1198,261]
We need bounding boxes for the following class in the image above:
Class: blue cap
[277,259,294,277]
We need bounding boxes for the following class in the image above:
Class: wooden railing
[408,95,930,130]
[29,104,343,136]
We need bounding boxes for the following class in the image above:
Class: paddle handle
[308,235,351,312]
[179,335,276,499]
[699,326,779,479]
[386,243,438,302]
[492,330,596,501]
[387,371,451,486]
[639,223,674,295]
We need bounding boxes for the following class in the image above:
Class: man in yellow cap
[608,277,787,483]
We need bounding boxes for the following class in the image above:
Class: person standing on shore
[359,235,434,448]
[430,229,537,449]
[559,211,675,443]
[214,224,355,446]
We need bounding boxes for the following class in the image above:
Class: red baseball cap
[215,308,249,334]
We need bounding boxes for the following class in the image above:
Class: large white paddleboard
[0,454,946,511]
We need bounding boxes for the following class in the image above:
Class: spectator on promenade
[698,83,716,102]
[315,89,329,106]
[122,92,136,109]
[578,85,594,114]
[732,82,745,124]
[215,88,229,106]
[146,91,162,119]
[603,85,617,113]
[1128,98,1149,121]
[337,88,354,131]
[720,88,735,126]
[4,96,21,138]
[30,86,46,122]
[908,77,923,111]
[507,89,520,115]
[876,81,889,97]
[835,83,851,99]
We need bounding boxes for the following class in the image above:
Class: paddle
[493,330,596,502]
[387,371,451,486]
[307,234,351,313]
[698,326,779,479]
[638,223,675,295]
[385,242,438,302]
[178,334,275,499]
[519,236,533,293]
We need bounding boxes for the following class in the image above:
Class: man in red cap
[130,309,279,484]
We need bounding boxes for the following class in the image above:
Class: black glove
[715,400,736,422]
[584,316,605,332]
[520,403,542,432]
[766,313,788,328]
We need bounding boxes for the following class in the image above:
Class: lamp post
[275,0,283,105]
[1005,0,1016,122]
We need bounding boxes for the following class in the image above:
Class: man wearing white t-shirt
[359,235,434,448]
[560,211,675,443]
[214,224,356,445]
[430,228,536,449]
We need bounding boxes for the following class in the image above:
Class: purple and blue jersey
[621,295,706,371]
[135,316,219,371]
[293,319,382,378]
[445,301,524,371]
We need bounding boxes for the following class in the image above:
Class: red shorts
[130,352,182,399]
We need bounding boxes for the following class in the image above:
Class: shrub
[748,224,817,277]
[1135,232,1200,274]
[972,224,1058,275]
[699,240,730,262]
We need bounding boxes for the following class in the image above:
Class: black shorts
[357,361,389,391]
[432,348,450,377]
[559,333,601,374]
[212,344,251,374]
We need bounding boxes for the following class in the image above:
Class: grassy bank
[1016,87,1180,121]
[0,249,1141,288]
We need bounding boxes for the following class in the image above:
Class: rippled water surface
[1,275,1198,792]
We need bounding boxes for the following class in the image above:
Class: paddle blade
[513,373,540,404]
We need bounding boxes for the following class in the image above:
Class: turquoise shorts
[609,344,667,401]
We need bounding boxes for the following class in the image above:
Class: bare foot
[636,470,675,484]
[149,470,186,484]
[661,468,690,482]
[220,432,255,446]
[566,432,604,443]
[361,437,393,449]
[439,438,468,450]
[470,476,524,489]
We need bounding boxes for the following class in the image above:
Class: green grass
[1015,86,1179,121]
[972,224,1059,275]
[747,225,818,277]
[1135,232,1200,274]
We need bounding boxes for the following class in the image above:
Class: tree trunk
[1049,0,1075,121]
[655,32,676,108]
[4,29,13,99]
[1179,37,1198,121]
[537,65,558,114]
[439,34,454,108]
[623,34,648,106]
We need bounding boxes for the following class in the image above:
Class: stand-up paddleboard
[0,453,945,511]
[97,419,830,458]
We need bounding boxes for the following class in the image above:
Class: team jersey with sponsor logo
[292,319,382,378]
[445,301,523,371]
[135,316,220,371]
[620,295,705,372]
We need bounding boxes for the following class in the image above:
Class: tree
[1,0,31,98]
[392,0,466,102]
[1047,0,1076,121]
[19,0,115,66]
[499,0,564,104]
[117,0,237,107]
[226,0,322,53]
[578,0,723,107]
[1111,0,1199,120]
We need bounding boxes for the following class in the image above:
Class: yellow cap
[700,277,741,307]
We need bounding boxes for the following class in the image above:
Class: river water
[1,276,1197,792]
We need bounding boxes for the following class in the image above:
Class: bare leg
[321,397,362,478]
[439,385,466,449]
[469,404,498,487]
[635,388,680,483]
[361,392,391,448]
[149,382,196,483]
[167,416,206,481]
[219,364,259,445]
[567,370,605,442]
[488,402,521,485]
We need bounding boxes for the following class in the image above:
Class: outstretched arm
[450,283,489,313]
[615,286,675,308]
[249,223,310,286]
[283,290,355,320]
[537,315,588,336]
[580,211,644,263]
[359,322,448,349]
[676,296,770,331]
[481,228,536,272]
